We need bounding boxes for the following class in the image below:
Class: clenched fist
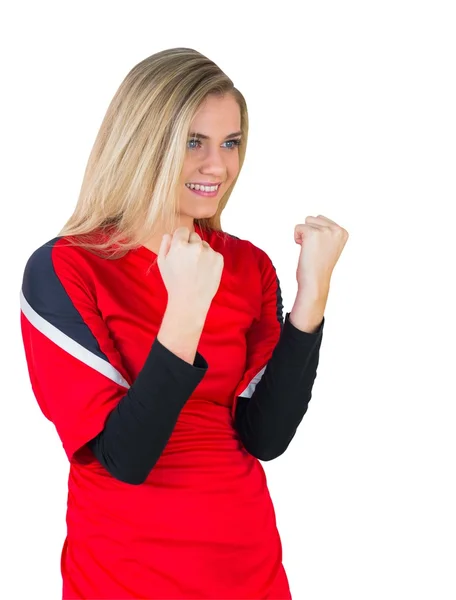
[294,215,349,297]
[157,226,224,316]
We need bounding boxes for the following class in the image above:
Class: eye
[187,138,242,150]
[224,139,242,150]
[187,138,201,149]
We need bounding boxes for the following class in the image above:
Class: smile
[185,183,220,197]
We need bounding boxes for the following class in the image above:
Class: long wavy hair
[58,47,249,259]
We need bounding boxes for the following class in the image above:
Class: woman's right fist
[157,226,224,315]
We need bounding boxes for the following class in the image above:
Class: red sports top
[20,223,298,599]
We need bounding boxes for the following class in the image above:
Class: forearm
[157,301,208,364]
[88,303,209,484]
[289,288,328,334]
[235,305,324,461]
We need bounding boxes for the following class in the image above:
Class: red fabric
[21,224,292,599]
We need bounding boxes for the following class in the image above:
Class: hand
[157,226,224,315]
[294,215,349,298]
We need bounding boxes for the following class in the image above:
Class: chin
[186,203,219,219]
[194,210,218,219]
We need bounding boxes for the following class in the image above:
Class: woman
[20,47,348,599]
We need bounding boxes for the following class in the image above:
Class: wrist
[289,295,326,334]
[165,300,208,327]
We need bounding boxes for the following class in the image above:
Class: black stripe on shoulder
[21,237,109,362]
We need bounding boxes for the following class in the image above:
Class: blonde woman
[20,47,348,599]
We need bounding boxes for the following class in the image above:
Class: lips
[186,184,220,197]
[186,182,222,187]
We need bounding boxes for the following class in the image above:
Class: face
[178,93,242,224]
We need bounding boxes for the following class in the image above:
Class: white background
[2,1,455,598]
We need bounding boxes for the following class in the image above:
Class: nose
[198,145,227,178]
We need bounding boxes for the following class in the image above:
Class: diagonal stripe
[20,289,130,390]
[239,365,267,399]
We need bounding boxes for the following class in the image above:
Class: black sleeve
[234,311,324,461]
[87,336,208,485]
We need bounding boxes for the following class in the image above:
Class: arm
[235,311,323,461]
[20,239,208,485]
[87,303,209,484]
[232,246,324,461]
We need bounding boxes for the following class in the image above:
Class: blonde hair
[58,47,249,259]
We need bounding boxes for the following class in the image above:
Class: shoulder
[220,229,276,275]
[23,235,92,275]
[218,229,271,262]
[21,236,97,304]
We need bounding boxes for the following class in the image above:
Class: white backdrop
[2,1,455,598]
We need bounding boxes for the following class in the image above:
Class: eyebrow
[188,130,242,140]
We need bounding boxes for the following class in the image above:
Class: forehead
[190,94,241,134]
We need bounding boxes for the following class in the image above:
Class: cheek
[180,165,194,183]
[227,154,240,176]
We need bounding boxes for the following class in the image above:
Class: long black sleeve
[87,337,208,485]
[88,311,323,480]
[234,311,324,461]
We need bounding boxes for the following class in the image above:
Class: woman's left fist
[294,215,349,296]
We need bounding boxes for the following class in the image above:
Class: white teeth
[186,183,219,192]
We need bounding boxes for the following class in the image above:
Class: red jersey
[20,223,293,599]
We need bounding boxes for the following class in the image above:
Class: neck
[142,218,197,255]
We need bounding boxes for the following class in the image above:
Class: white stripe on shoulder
[20,289,130,389]
[238,365,267,398]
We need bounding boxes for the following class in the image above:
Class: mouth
[185,182,222,197]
